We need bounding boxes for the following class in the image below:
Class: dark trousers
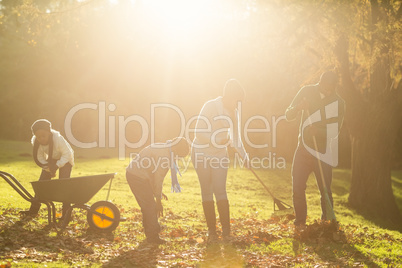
[29,163,73,215]
[126,171,160,240]
[292,146,333,225]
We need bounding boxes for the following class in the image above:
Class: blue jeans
[29,163,72,215]
[192,150,228,202]
[292,146,333,225]
[126,171,160,240]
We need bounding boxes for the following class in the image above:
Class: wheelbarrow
[0,171,124,232]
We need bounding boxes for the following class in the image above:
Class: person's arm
[231,109,249,164]
[337,98,345,134]
[194,102,215,145]
[151,160,168,217]
[152,171,165,201]
[55,135,74,168]
[285,87,308,121]
[329,97,346,139]
[150,150,169,199]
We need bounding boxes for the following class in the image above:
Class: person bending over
[126,137,189,244]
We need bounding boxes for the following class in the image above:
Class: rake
[305,104,337,222]
[248,168,293,212]
[310,135,337,221]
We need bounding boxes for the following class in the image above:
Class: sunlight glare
[145,0,216,38]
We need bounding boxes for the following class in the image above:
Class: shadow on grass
[332,170,402,232]
[0,218,92,259]
[198,243,244,268]
[292,239,379,267]
[292,227,378,267]
[79,227,115,240]
[102,241,161,268]
[344,203,402,232]
[102,241,245,268]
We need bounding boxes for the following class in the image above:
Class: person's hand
[49,163,58,178]
[156,199,163,217]
[43,166,50,172]
[162,193,168,201]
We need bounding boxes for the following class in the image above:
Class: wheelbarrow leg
[49,201,57,225]
[41,201,55,227]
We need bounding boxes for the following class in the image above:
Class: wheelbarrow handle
[0,171,34,202]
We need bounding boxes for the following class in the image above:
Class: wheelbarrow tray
[31,173,116,204]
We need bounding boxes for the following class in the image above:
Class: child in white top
[22,119,74,218]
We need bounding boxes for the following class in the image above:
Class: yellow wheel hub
[92,206,114,229]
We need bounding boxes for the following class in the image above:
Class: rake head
[273,197,293,211]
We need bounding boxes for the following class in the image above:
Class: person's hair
[223,79,246,100]
[31,119,54,168]
[31,119,52,135]
[170,137,190,157]
[320,71,338,85]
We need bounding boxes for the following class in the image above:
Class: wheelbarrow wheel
[87,201,120,232]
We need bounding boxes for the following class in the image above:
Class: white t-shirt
[192,96,248,161]
[32,130,74,168]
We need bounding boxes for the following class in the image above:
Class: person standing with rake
[192,79,249,242]
[286,71,345,231]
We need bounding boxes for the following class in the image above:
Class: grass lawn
[0,140,401,267]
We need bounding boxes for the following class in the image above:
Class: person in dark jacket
[286,71,345,230]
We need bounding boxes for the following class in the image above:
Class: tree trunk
[335,36,402,226]
[348,94,402,225]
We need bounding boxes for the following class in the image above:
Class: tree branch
[370,0,380,25]
[334,35,368,137]
[396,3,402,20]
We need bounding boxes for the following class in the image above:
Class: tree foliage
[278,0,402,224]
[333,0,402,224]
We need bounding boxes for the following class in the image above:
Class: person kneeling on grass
[21,119,74,220]
[126,137,190,244]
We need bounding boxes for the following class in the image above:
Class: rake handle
[248,167,276,199]
[248,168,292,211]
[305,106,336,220]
